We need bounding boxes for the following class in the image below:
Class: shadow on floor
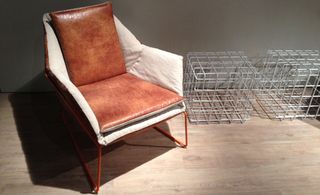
[9,92,176,193]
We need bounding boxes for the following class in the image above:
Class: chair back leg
[154,111,188,148]
[61,110,188,193]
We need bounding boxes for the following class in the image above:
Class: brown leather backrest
[50,2,126,86]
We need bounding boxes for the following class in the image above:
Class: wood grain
[1,93,320,194]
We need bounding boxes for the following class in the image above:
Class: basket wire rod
[192,92,201,124]
[270,50,320,119]
[248,54,275,119]
[248,67,256,95]
[255,92,274,118]
[205,92,222,122]
[201,93,211,121]
[218,55,230,121]
[228,95,243,122]
[206,54,218,76]
[271,95,289,119]
[293,70,312,119]
[278,63,290,100]
[256,80,287,119]
[196,55,206,80]
[185,51,254,123]
[304,71,320,118]
[190,59,200,81]
[239,78,252,122]
[232,90,246,122]
[244,55,267,118]
[216,92,232,123]
[289,49,318,118]
[185,100,196,123]
[208,55,218,122]
[276,90,298,119]
[241,55,259,97]
[200,84,207,120]
[266,66,290,118]
[189,63,198,81]
[315,95,320,118]
[283,67,300,117]
[195,91,210,123]
[234,79,243,121]
[185,58,195,123]
[270,56,280,90]
[194,56,207,121]
[231,53,241,90]
[302,76,316,118]
[186,54,194,80]
[206,54,219,92]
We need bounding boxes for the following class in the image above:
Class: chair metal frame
[46,73,188,193]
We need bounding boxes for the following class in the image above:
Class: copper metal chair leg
[154,112,188,148]
[93,145,102,194]
[61,111,188,193]
[61,111,102,194]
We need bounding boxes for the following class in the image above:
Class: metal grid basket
[184,51,257,124]
[255,50,320,120]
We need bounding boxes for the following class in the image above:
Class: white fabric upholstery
[98,105,185,145]
[43,13,185,146]
[114,16,142,70]
[43,14,101,136]
[114,16,183,96]
[101,101,183,133]
[128,45,184,96]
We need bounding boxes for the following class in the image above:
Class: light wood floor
[1,93,320,195]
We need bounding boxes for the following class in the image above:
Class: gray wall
[1,0,320,92]
[0,0,105,92]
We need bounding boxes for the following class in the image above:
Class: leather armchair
[43,2,187,193]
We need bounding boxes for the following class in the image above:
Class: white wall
[1,0,320,92]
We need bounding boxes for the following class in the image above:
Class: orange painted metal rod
[95,145,102,193]
[154,112,188,148]
[61,111,101,193]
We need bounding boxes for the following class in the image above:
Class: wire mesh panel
[184,51,257,124]
[255,50,320,120]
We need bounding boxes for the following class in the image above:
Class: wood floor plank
[1,93,320,194]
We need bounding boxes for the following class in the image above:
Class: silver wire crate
[255,50,320,120]
[184,51,257,124]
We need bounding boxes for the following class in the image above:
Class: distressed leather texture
[78,73,183,133]
[50,2,126,86]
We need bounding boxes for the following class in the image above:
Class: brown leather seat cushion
[78,73,183,133]
[50,2,126,86]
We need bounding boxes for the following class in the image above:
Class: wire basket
[184,51,257,124]
[255,50,320,120]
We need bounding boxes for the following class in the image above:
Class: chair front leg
[154,112,188,148]
[61,111,102,194]
[95,145,102,193]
